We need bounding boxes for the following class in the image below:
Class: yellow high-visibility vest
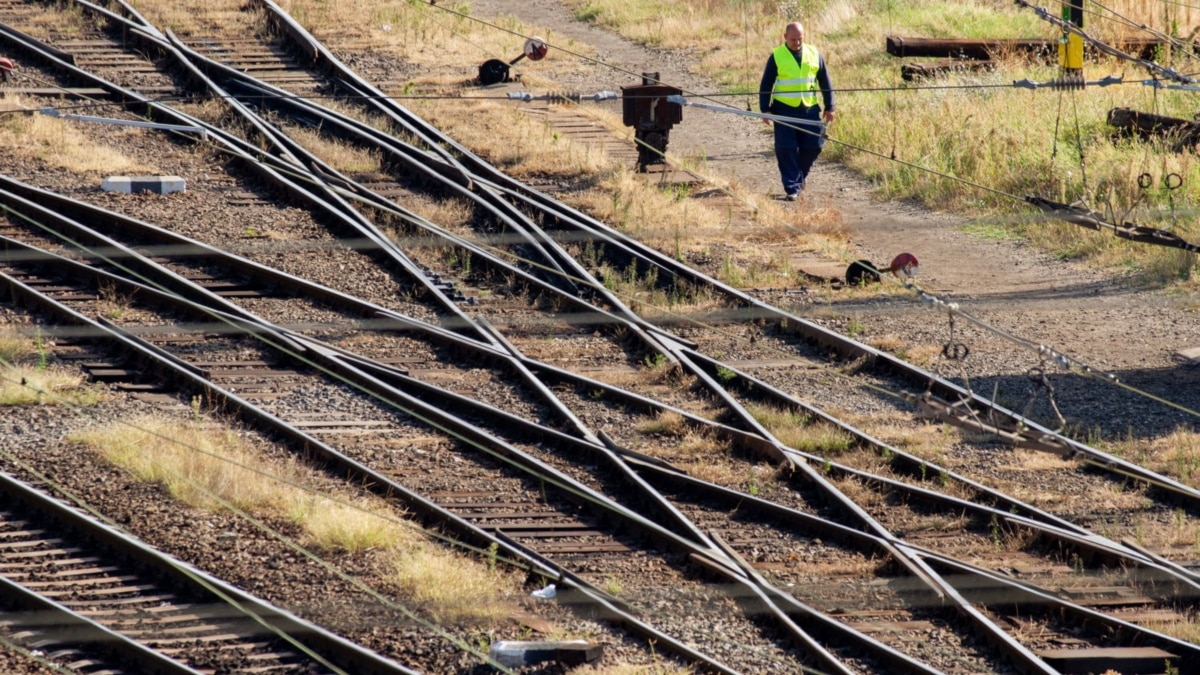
[771,43,821,108]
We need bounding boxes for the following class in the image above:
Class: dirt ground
[465,0,1200,439]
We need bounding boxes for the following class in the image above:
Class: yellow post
[1059,0,1084,82]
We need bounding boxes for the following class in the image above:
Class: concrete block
[487,640,603,668]
[101,175,186,195]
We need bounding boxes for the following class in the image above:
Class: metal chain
[938,312,974,397]
[1021,359,1067,432]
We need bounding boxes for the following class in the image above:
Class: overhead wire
[6,1,1187,434]
[6,0,1200,494]
[7,0,1190,662]
[3,186,812,665]
[373,0,1200,429]
[0,374,511,672]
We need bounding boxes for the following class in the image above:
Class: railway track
[0,470,417,674]
[0,0,1199,672]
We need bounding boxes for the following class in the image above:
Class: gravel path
[466,0,1200,441]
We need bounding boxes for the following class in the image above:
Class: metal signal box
[621,73,682,172]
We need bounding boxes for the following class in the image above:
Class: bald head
[784,22,804,51]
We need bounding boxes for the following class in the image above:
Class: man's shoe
[784,192,798,201]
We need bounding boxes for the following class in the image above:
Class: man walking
[759,22,835,201]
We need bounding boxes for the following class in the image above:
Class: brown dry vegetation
[71,416,522,623]
[0,327,106,407]
[0,97,155,174]
[7,0,1197,655]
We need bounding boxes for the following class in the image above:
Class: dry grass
[1101,427,1200,490]
[832,409,952,460]
[387,545,521,623]
[0,363,106,406]
[829,475,884,508]
[677,456,780,495]
[1140,615,1200,644]
[0,325,104,406]
[128,0,262,35]
[391,197,476,234]
[572,664,693,675]
[73,415,521,622]
[748,402,854,456]
[284,125,382,174]
[0,97,156,174]
[18,2,90,39]
[1001,448,1079,472]
[865,335,943,367]
[636,409,687,436]
[0,325,34,364]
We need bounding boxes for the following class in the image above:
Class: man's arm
[759,56,777,114]
[817,55,835,122]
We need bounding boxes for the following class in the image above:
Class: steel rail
[160,36,684,365]
[680,349,1114,536]
[157,30,507,345]
[254,0,693,300]
[0,471,418,675]
[172,0,703,367]
[0,171,723,559]
[0,189,721,558]
[1,205,865,671]
[0,546,200,675]
[914,551,1200,664]
[2,198,931,674]
[0,255,747,674]
[0,17,502,350]
[150,17,691,372]
[519,355,1200,600]
[625,456,1200,672]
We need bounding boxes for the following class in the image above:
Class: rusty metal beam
[1108,107,1200,151]
[900,60,994,81]
[886,36,1165,60]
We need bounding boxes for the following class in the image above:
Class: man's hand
[823,110,836,123]
[763,118,772,127]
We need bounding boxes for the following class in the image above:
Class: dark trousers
[770,104,825,195]
[774,123,823,195]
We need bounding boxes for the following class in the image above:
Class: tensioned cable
[14,0,1199,449]
[9,0,1190,658]
[0,404,508,673]
[0,77,1149,119]
[1085,0,1200,57]
[1157,0,1200,11]
[0,355,538,571]
[25,53,1191,434]
[1015,0,1198,84]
